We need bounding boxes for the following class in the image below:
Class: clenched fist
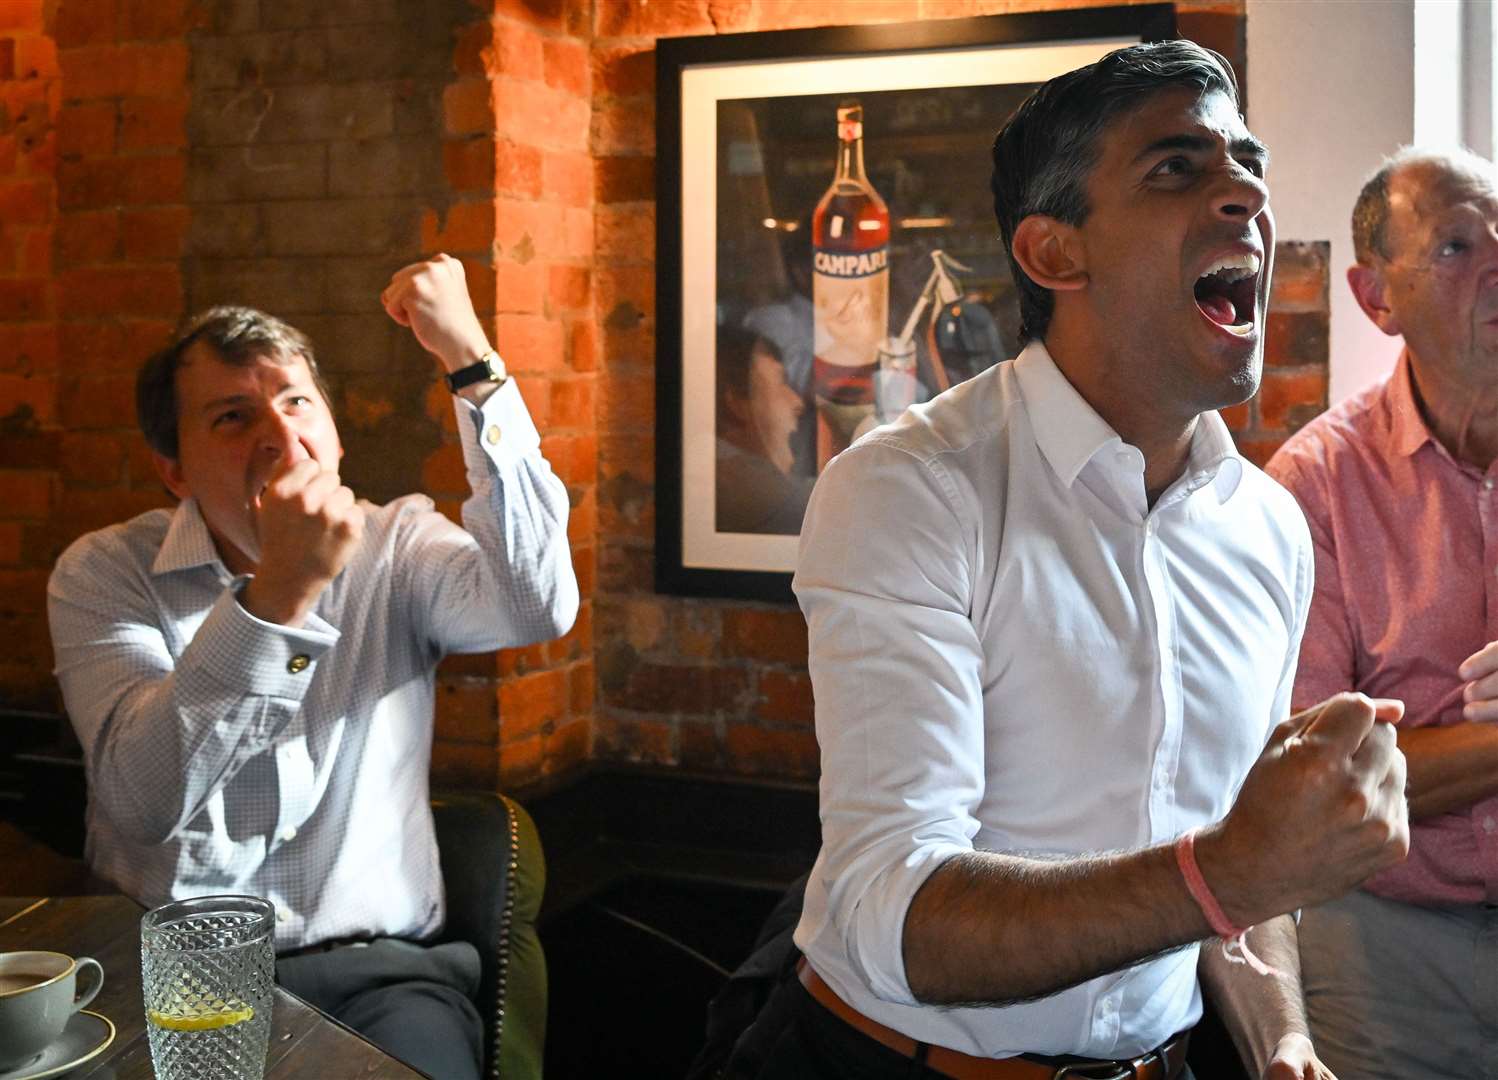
[1197,692,1409,928]
[240,457,365,627]
[381,253,493,377]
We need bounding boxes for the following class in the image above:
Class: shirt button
[275,906,292,923]
[287,654,311,674]
[485,424,502,446]
[1485,477,1495,491]
[278,826,297,843]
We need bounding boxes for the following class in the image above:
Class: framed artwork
[655,5,1176,601]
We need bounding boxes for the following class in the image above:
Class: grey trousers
[277,938,484,1080]
[1299,887,1498,1080]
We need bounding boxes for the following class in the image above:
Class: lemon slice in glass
[149,1004,255,1030]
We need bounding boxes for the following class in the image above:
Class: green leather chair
[431,792,547,1080]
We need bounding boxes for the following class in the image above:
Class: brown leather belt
[797,960,1188,1080]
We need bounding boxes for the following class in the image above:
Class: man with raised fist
[760,39,1410,1080]
[46,253,577,1080]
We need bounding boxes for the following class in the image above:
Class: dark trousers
[746,979,1197,1080]
[277,938,483,1080]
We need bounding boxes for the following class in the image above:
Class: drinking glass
[141,896,275,1080]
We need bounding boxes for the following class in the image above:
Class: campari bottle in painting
[812,100,890,469]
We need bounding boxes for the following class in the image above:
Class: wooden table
[0,897,424,1079]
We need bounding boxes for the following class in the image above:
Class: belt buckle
[1051,1064,1133,1080]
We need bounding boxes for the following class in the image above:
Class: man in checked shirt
[1267,148,1498,1080]
[46,253,578,1080]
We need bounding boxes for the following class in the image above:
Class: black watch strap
[444,349,506,393]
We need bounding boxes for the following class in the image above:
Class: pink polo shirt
[1267,351,1498,906]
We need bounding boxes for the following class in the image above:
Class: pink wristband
[1174,828,1245,938]
[1175,828,1282,977]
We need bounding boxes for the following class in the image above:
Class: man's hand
[380,253,493,375]
[1199,692,1409,927]
[239,458,365,627]
[1461,641,1498,721]
[1263,1033,1336,1079]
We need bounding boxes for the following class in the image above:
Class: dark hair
[1351,146,1491,264]
[136,306,331,459]
[991,39,1241,342]
[716,323,782,422]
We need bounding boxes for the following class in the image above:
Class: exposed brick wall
[590,0,1329,783]
[0,0,59,710]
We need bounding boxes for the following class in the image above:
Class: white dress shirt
[792,341,1312,1059]
[47,381,578,951]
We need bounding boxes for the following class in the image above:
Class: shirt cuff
[188,584,340,700]
[457,378,542,471]
[849,841,971,1005]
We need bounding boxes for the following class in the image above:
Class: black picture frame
[655,5,1177,602]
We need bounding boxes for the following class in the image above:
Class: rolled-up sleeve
[793,438,986,1004]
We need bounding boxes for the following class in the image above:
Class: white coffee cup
[0,950,104,1070]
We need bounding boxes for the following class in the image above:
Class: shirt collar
[1013,340,1245,503]
[1385,349,1437,458]
[150,498,226,576]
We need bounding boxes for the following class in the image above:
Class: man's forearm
[902,844,1217,1005]
[1396,722,1498,818]
[1197,915,1307,1076]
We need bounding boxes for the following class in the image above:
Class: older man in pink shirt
[1267,147,1498,1079]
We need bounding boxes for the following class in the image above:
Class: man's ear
[1010,214,1088,293]
[1347,263,1402,337]
[153,451,190,501]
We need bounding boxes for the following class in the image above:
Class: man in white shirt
[47,254,578,1080]
[765,40,1409,1080]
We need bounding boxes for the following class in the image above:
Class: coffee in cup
[0,950,104,1070]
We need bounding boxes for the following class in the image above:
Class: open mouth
[1193,252,1261,338]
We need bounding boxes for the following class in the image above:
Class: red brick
[677,718,721,769]
[121,205,189,260]
[549,375,594,429]
[0,279,46,321]
[57,102,117,159]
[493,259,546,315]
[58,319,169,371]
[756,669,814,728]
[0,38,14,80]
[0,522,21,565]
[56,485,171,536]
[493,196,561,259]
[0,431,58,469]
[116,0,208,40]
[567,487,597,545]
[0,373,55,427]
[592,43,653,98]
[724,724,818,778]
[0,179,52,226]
[595,155,654,204]
[0,472,52,520]
[58,264,181,318]
[495,313,566,374]
[434,679,499,744]
[1270,241,1330,312]
[500,667,569,740]
[722,607,808,666]
[494,0,567,33]
[1,323,57,374]
[543,37,588,97]
[1257,370,1328,432]
[562,207,591,260]
[58,154,186,209]
[547,599,591,663]
[1219,401,1250,432]
[498,734,543,789]
[1233,437,1285,471]
[570,659,595,713]
[601,713,673,763]
[599,369,653,431]
[420,200,493,255]
[52,0,116,47]
[597,203,653,262]
[14,34,58,79]
[591,98,654,157]
[547,264,590,313]
[496,140,544,199]
[541,432,596,487]
[569,318,597,373]
[59,42,189,102]
[17,226,50,276]
[55,209,118,267]
[543,716,589,774]
[0,4,42,32]
[0,569,49,614]
[443,78,494,137]
[573,542,595,596]
[493,77,589,149]
[543,149,590,209]
[0,134,16,175]
[420,442,468,497]
[56,373,137,429]
[431,740,496,790]
[459,18,545,81]
[58,431,126,487]
[118,94,187,151]
[443,137,495,194]
[594,0,713,37]
[1264,310,1328,368]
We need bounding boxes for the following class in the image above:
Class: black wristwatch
[444,349,507,393]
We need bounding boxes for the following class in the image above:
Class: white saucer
[0,1011,115,1080]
